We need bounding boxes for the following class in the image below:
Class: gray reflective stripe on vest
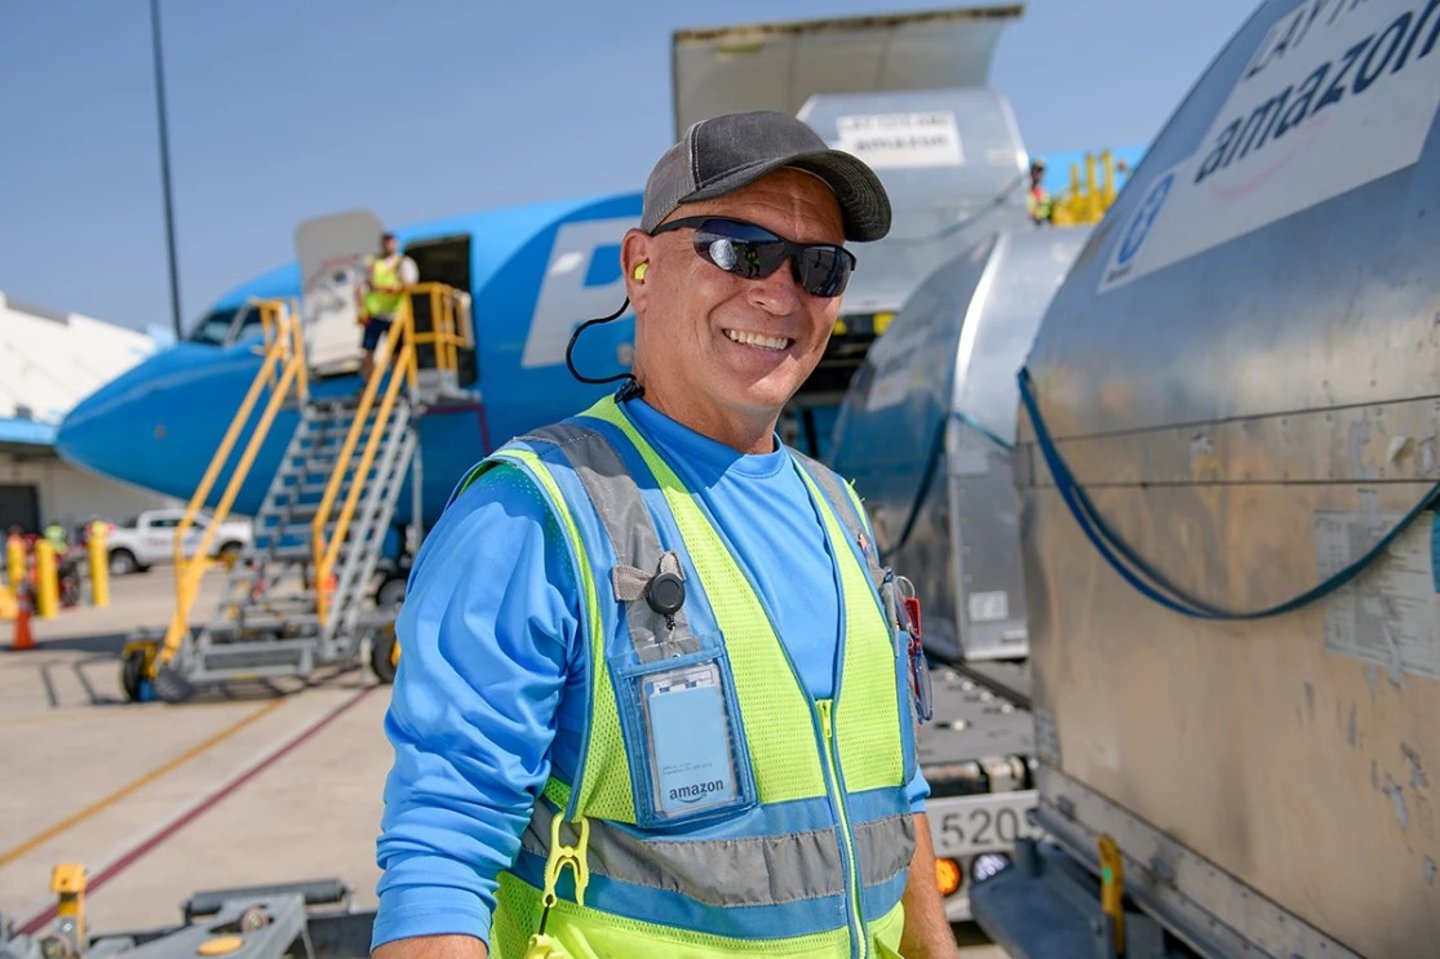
[521,424,701,662]
[787,450,886,592]
[853,813,917,889]
[525,799,911,907]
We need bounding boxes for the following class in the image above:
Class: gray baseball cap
[641,111,891,242]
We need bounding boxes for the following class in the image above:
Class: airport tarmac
[0,569,1004,957]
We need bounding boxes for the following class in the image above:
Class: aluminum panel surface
[948,229,1089,659]
[834,228,1088,661]
[1019,1,1440,954]
[834,238,995,663]
[1028,0,1440,434]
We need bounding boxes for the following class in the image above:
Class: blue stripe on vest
[861,869,909,923]
[844,785,912,824]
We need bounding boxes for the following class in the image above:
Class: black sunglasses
[649,216,856,298]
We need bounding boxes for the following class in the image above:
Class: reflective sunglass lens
[795,248,852,297]
[687,218,853,297]
[699,232,784,280]
[706,238,739,272]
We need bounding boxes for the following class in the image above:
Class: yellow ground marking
[0,697,286,868]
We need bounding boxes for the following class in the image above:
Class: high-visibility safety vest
[1027,185,1053,223]
[467,396,919,959]
[364,256,404,317]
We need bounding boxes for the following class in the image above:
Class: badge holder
[611,554,756,829]
[616,649,756,828]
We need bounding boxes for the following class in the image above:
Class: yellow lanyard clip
[540,814,591,910]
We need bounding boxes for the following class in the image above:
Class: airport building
[0,291,178,534]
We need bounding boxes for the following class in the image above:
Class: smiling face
[622,167,846,453]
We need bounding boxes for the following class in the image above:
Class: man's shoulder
[457,413,605,491]
[505,409,630,457]
[449,457,536,506]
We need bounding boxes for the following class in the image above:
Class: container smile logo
[1099,0,1440,296]
[1113,172,1175,273]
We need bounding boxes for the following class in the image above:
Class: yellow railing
[257,298,307,394]
[312,300,416,623]
[157,300,308,666]
[1050,150,1119,227]
[409,281,472,377]
[310,283,473,625]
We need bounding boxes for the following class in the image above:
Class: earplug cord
[564,296,643,399]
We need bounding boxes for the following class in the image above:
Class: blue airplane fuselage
[58,192,645,529]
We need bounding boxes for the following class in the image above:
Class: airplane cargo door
[406,234,476,387]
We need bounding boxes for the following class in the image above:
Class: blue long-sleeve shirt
[372,399,929,949]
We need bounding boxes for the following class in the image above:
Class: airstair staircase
[163,396,416,695]
[121,286,472,702]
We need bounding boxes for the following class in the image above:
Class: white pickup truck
[106,509,252,576]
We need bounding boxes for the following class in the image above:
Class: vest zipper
[819,698,867,959]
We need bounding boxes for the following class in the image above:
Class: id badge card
[641,662,741,820]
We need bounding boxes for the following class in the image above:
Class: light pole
[149,0,183,340]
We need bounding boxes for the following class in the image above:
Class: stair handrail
[158,300,309,666]
[257,298,309,397]
[312,296,420,623]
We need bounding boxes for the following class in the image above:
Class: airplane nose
[59,345,200,498]
[58,342,286,506]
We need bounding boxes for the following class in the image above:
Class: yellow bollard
[88,523,109,608]
[51,863,87,953]
[5,534,23,593]
[34,539,59,620]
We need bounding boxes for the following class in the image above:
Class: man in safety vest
[359,231,418,384]
[373,111,956,958]
[1027,159,1053,225]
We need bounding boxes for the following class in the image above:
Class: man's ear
[621,229,653,310]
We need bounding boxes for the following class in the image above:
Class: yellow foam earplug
[633,263,649,281]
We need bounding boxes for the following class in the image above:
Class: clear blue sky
[1,1,1260,335]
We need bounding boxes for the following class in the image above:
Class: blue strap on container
[1017,368,1440,620]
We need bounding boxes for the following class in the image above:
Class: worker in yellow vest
[359,231,419,384]
[1027,159,1053,225]
[374,111,956,959]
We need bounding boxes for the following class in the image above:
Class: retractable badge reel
[646,568,685,623]
[897,577,933,722]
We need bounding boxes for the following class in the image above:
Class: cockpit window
[189,310,237,345]
[188,305,266,346]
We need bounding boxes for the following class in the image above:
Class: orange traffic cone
[12,581,35,651]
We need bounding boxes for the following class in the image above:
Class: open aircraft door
[296,210,386,376]
[671,5,1020,135]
